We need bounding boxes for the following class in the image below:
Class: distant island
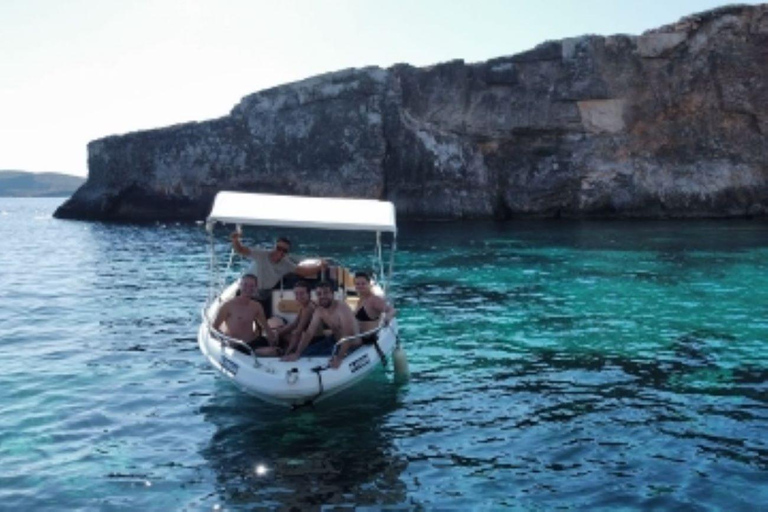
[0,170,84,197]
[56,4,768,221]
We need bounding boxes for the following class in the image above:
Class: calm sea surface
[1,197,766,511]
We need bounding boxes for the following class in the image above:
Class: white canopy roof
[207,191,397,233]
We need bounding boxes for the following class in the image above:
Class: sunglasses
[276,245,289,254]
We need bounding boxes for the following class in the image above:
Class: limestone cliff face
[56,4,768,221]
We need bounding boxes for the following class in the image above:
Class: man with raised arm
[230,233,325,314]
[281,281,358,368]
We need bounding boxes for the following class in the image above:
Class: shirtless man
[281,281,358,368]
[275,280,317,351]
[213,274,279,356]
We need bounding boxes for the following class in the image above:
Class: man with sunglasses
[230,233,325,315]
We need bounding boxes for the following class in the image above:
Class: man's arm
[329,305,361,369]
[279,315,300,337]
[253,303,276,345]
[340,303,359,338]
[213,302,230,331]
[279,305,309,339]
[282,311,322,361]
[295,304,315,334]
[230,232,252,257]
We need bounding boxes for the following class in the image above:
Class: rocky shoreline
[55,4,768,222]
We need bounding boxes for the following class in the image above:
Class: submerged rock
[55,4,768,221]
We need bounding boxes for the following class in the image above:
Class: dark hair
[316,281,333,291]
[354,271,371,282]
[294,280,310,292]
[237,274,258,296]
[277,237,291,247]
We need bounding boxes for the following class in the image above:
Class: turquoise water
[1,198,766,511]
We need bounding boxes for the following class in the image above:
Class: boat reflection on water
[199,370,410,509]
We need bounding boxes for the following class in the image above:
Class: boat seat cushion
[277,299,301,314]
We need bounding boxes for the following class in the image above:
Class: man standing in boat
[230,233,325,314]
[281,281,358,367]
[212,274,280,355]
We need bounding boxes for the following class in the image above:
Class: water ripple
[1,200,766,510]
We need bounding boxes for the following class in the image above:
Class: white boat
[197,191,402,407]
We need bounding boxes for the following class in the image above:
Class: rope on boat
[291,366,326,410]
[362,336,387,367]
[312,367,325,402]
[291,320,391,411]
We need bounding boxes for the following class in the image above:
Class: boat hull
[197,315,398,407]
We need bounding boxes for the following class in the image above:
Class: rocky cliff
[55,4,768,221]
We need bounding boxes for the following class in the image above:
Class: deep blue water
[1,197,766,511]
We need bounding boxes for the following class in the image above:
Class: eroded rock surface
[56,4,768,221]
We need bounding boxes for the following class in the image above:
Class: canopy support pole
[386,233,397,297]
[206,221,219,303]
[376,231,385,287]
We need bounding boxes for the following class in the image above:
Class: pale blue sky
[0,0,760,177]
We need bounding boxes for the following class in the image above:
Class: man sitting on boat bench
[230,233,326,316]
[273,280,318,351]
[213,274,280,356]
[281,281,359,368]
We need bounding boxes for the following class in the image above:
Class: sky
[0,0,761,177]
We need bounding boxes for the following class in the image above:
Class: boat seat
[338,266,356,289]
[276,299,302,314]
[278,293,358,314]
